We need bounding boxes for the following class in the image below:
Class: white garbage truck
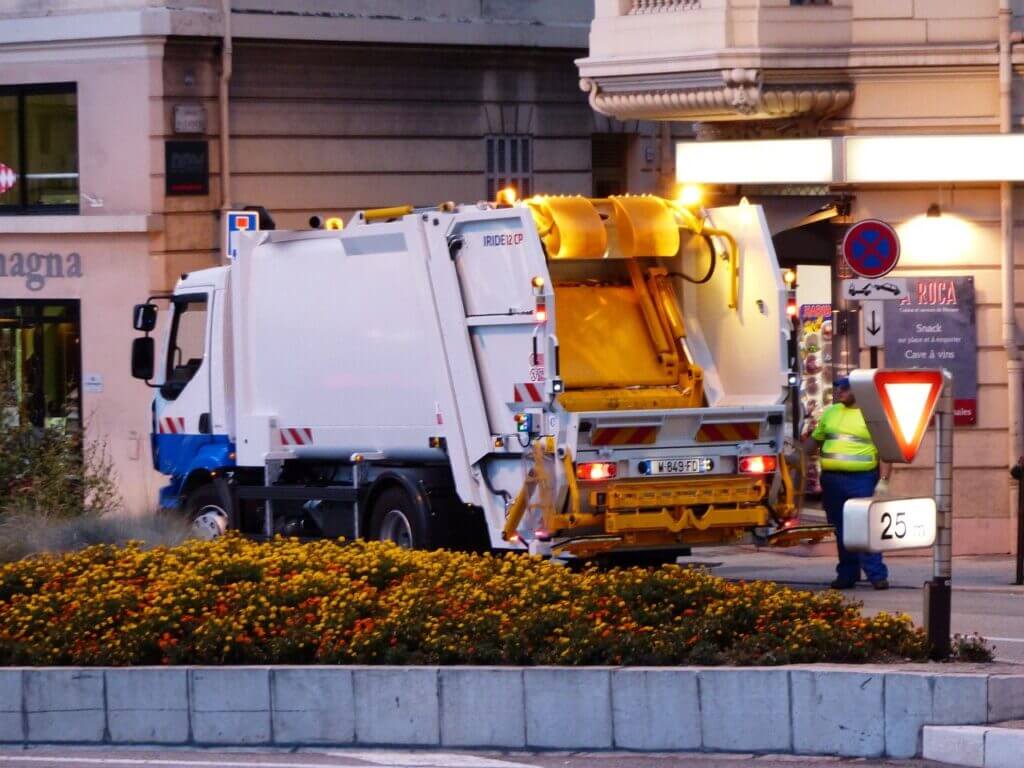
[130,194,802,560]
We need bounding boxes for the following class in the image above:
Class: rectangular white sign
[860,300,885,347]
[83,373,103,394]
[841,278,908,302]
[843,496,937,553]
[173,103,206,134]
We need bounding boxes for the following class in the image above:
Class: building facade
[1,0,682,513]
[579,0,1024,554]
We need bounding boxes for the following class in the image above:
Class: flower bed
[0,536,930,666]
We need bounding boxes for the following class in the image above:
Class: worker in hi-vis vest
[804,376,892,591]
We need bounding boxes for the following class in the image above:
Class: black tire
[369,486,432,549]
[185,483,230,540]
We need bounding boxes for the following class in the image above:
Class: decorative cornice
[580,69,852,122]
[576,43,1001,80]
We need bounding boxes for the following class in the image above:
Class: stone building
[579,0,1024,554]
[1,0,676,512]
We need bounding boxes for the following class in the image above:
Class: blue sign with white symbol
[842,219,900,279]
[225,211,259,260]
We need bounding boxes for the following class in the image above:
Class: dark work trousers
[820,469,889,584]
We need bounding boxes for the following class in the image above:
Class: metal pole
[790,315,800,442]
[1013,457,1024,585]
[926,369,954,658]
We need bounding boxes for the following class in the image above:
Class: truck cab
[134,267,235,535]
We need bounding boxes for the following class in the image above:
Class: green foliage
[950,632,995,663]
[0,380,121,521]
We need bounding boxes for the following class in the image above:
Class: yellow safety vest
[812,403,879,472]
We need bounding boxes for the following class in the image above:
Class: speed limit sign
[843,497,937,553]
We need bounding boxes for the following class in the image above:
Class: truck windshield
[161,295,207,401]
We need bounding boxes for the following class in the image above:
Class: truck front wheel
[369,487,430,549]
[185,484,230,540]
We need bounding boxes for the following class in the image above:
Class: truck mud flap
[766,523,834,547]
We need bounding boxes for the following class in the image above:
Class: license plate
[645,457,714,475]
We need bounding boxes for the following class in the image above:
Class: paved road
[699,548,1024,662]
[0,747,954,768]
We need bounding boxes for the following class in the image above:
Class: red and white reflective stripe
[513,382,545,403]
[158,416,186,434]
[279,427,314,446]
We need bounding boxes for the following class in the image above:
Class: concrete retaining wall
[1,665,1022,758]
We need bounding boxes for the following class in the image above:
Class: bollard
[1013,457,1024,586]
[926,370,954,659]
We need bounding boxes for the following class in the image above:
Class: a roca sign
[0,251,83,291]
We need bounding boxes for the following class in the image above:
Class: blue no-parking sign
[842,219,900,279]
[225,210,260,260]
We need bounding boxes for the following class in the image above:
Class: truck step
[237,485,358,502]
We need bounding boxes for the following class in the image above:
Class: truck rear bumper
[598,474,769,535]
[600,474,766,513]
[605,503,769,535]
[551,474,774,557]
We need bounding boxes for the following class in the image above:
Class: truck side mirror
[133,303,158,332]
[131,337,155,381]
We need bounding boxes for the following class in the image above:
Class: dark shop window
[0,300,82,431]
[0,84,79,214]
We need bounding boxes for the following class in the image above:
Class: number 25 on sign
[843,497,937,553]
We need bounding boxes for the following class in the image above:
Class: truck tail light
[738,455,777,475]
[577,462,617,481]
[534,299,547,323]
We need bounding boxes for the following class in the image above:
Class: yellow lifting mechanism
[524,195,736,413]
[524,194,739,308]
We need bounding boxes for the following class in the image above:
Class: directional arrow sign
[849,368,946,463]
[860,300,884,347]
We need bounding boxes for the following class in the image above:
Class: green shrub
[950,633,995,663]
[0,382,121,521]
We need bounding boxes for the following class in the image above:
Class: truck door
[450,212,550,436]
[153,290,213,474]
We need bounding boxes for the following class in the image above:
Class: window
[790,0,831,5]
[0,300,81,431]
[162,295,207,401]
[486,135,532,201]
[0,84,79,214]
[592,134,629,198]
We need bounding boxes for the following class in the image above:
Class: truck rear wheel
[185,484,230,540]
[369,487,430,549]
